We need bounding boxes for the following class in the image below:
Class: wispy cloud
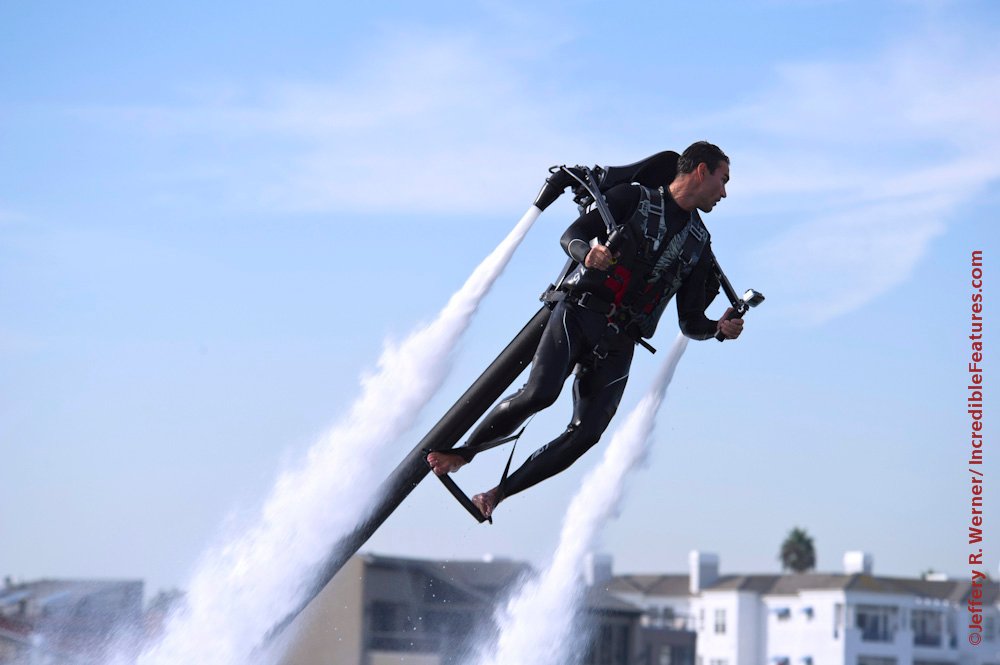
[74,26,594,216]
[63,11,997,325]
[725,21,1000,324]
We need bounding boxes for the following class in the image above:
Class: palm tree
[779,527,816,573]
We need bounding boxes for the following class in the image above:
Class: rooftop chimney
[843,551,873,575]
[689,551,719,593]
[585,552,613,587]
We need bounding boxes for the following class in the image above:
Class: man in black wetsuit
[427,141,744,518]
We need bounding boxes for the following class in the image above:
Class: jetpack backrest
[533,150,680,212]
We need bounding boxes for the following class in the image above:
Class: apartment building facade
[600,551,999,665]
[282,553,645,665]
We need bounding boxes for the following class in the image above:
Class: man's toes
[427,453,456,475]
[472,492,496,518]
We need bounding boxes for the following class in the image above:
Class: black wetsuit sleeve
[559,185,640,263]
[676,250,722,340]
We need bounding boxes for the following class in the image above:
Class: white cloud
[726,21,1000,324]
[75,28,595,216]
[749,196,948,325]
[64,12,998,325]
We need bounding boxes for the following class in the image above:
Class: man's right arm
[560,208,607,263]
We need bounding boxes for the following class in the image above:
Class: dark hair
[677,141,729,175]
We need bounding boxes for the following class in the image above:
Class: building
[0,578,144,664]
[281,553,645,665]
[599,551,1000,665]
[592,553,697,665]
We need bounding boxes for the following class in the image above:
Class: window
[614,624,630,664]
[370,601,398,632]
[598,625,613,664]
[714,609,727,634]
[857,657,896,665]
[367,601,424,651]
[647,605,677,629]
[984,615,996,641]
[584,623,631,665]
[912,609,944,647]
[773,607,792,620]
[855,605,898,642]
[580,623,632,665]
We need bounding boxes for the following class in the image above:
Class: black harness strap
[446,428,524,461]
[423,426,526,524]
[432,471,493,524]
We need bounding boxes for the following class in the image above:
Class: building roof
[365,553,531,601]
[0,579,144,613]
[0,579,144,661]
[712,573,998,603]
[364,553,640,614]
[581,586,643,615]
[610,571,1000,605]
[606,574,691,597]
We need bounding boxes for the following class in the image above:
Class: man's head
[672,141,730,213]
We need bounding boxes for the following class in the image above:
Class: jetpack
[260,150,763,645]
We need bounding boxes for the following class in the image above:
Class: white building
[601,552,999,665]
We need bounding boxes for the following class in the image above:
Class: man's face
[697,161,730,213]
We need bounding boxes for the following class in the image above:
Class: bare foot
[426,451,468,476]
[471,487,502,519]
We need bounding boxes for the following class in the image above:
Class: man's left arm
[676,254,744,341]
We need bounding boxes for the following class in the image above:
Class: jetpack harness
[539,153,709,356]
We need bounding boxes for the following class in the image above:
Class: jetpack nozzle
[531,151,680,213]
[533,166,582,211]
[742,289,765,308]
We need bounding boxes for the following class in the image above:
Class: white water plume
[476,333,689,665]
[121,206,542,665]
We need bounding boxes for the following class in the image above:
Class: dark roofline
[608,571,998,603]
[362,553,641,613]
[607,574,692,597]
[710,574,998,602]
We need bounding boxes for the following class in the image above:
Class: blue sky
[2,0,997,597]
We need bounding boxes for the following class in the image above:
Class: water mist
[476,333,689,665]
[116,206,542,665]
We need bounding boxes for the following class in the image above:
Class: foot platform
[423,428,524,524]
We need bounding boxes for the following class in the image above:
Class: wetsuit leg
[463,301,604,449]
[499,334,635,498]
